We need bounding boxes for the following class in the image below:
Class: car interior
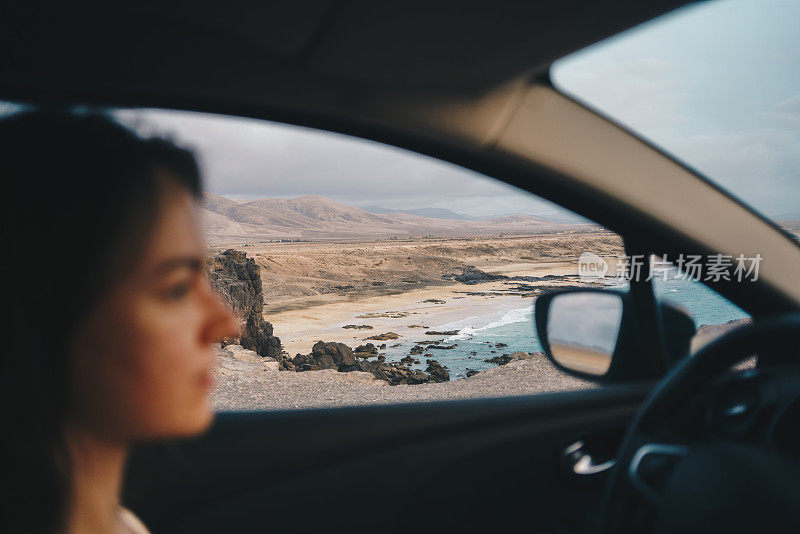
[2,1,799,533]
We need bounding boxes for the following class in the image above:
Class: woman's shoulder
[118,506,151,534]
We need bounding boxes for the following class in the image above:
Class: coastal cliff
[207,249,283,359]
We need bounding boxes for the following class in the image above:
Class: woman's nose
[202,283,241,343]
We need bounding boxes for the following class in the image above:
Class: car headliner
[1,0,799,315]
[1,1,693,97]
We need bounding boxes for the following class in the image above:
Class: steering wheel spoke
[628,442,690,505]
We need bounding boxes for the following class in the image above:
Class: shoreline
[212,346,596,412]
[213,318,752,412]
[266,265,593,357]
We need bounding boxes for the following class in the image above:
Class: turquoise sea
[384,270,749,379]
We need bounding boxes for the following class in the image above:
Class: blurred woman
[0,111,240,533]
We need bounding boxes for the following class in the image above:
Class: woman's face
[69,177,240,441]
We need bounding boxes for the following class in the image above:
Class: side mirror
[534,288,695,382]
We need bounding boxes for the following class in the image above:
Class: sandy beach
[268,270,577,356]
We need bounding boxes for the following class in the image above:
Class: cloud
[757,94,800,129]
[551,1,800,219]
[116,108,567,218]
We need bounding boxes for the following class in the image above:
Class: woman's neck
[65,426,129,534]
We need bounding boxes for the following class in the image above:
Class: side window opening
[116,107,629,410]
[1,101,755,410]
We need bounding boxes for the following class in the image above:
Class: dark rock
[425,330,459,336]
[354,343,378,357]
[484,354,514,366]
[312,341,359,372]
[425,359,450,382]
[465,369,479,378]
[442,266,508,285]
[429,344,457,350]
[343,324,373,330]
[207,249,261,317]
[358,359,435,386]
[207,249,282,359]
[364,332,400,341]
[407,370,431,384]
[422,299,446,304]
[292,341,359,372]
[409,345,424,355]
[241,314,282,360]
[292,353,314,369]
[315,353,337,370]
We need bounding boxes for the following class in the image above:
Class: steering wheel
[600,313,800,534]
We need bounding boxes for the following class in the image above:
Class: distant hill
[283,195,397,225]
[362,205,480,221]
[486,214,550,225]
[201,194,587,243]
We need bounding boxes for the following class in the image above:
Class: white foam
[445,306,533,341]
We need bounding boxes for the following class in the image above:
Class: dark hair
[0,110,201,532]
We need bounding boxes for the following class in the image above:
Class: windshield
[552,0,800,233]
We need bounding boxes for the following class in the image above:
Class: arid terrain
[203,193,764,410]
[209,231,624,356]
[218,232,622,310]
[201,193,593,243]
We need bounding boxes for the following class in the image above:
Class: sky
[4,0,797,220]
[115,108,574,220]
[552,0,800,218]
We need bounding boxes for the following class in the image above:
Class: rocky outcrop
[291,341,361,372]
[207,249,282,359]
[484,354,514,366]
[425,359,450,382]
[354,343,379,357]
[287,340,452,386]
[207,249,261,316]
[358,360,431,386]
[364,332,400,341]
[484,351,540,367]
[442,266,507,285]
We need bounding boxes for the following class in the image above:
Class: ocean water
[384,271,748,379]
[651,270,748,327]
